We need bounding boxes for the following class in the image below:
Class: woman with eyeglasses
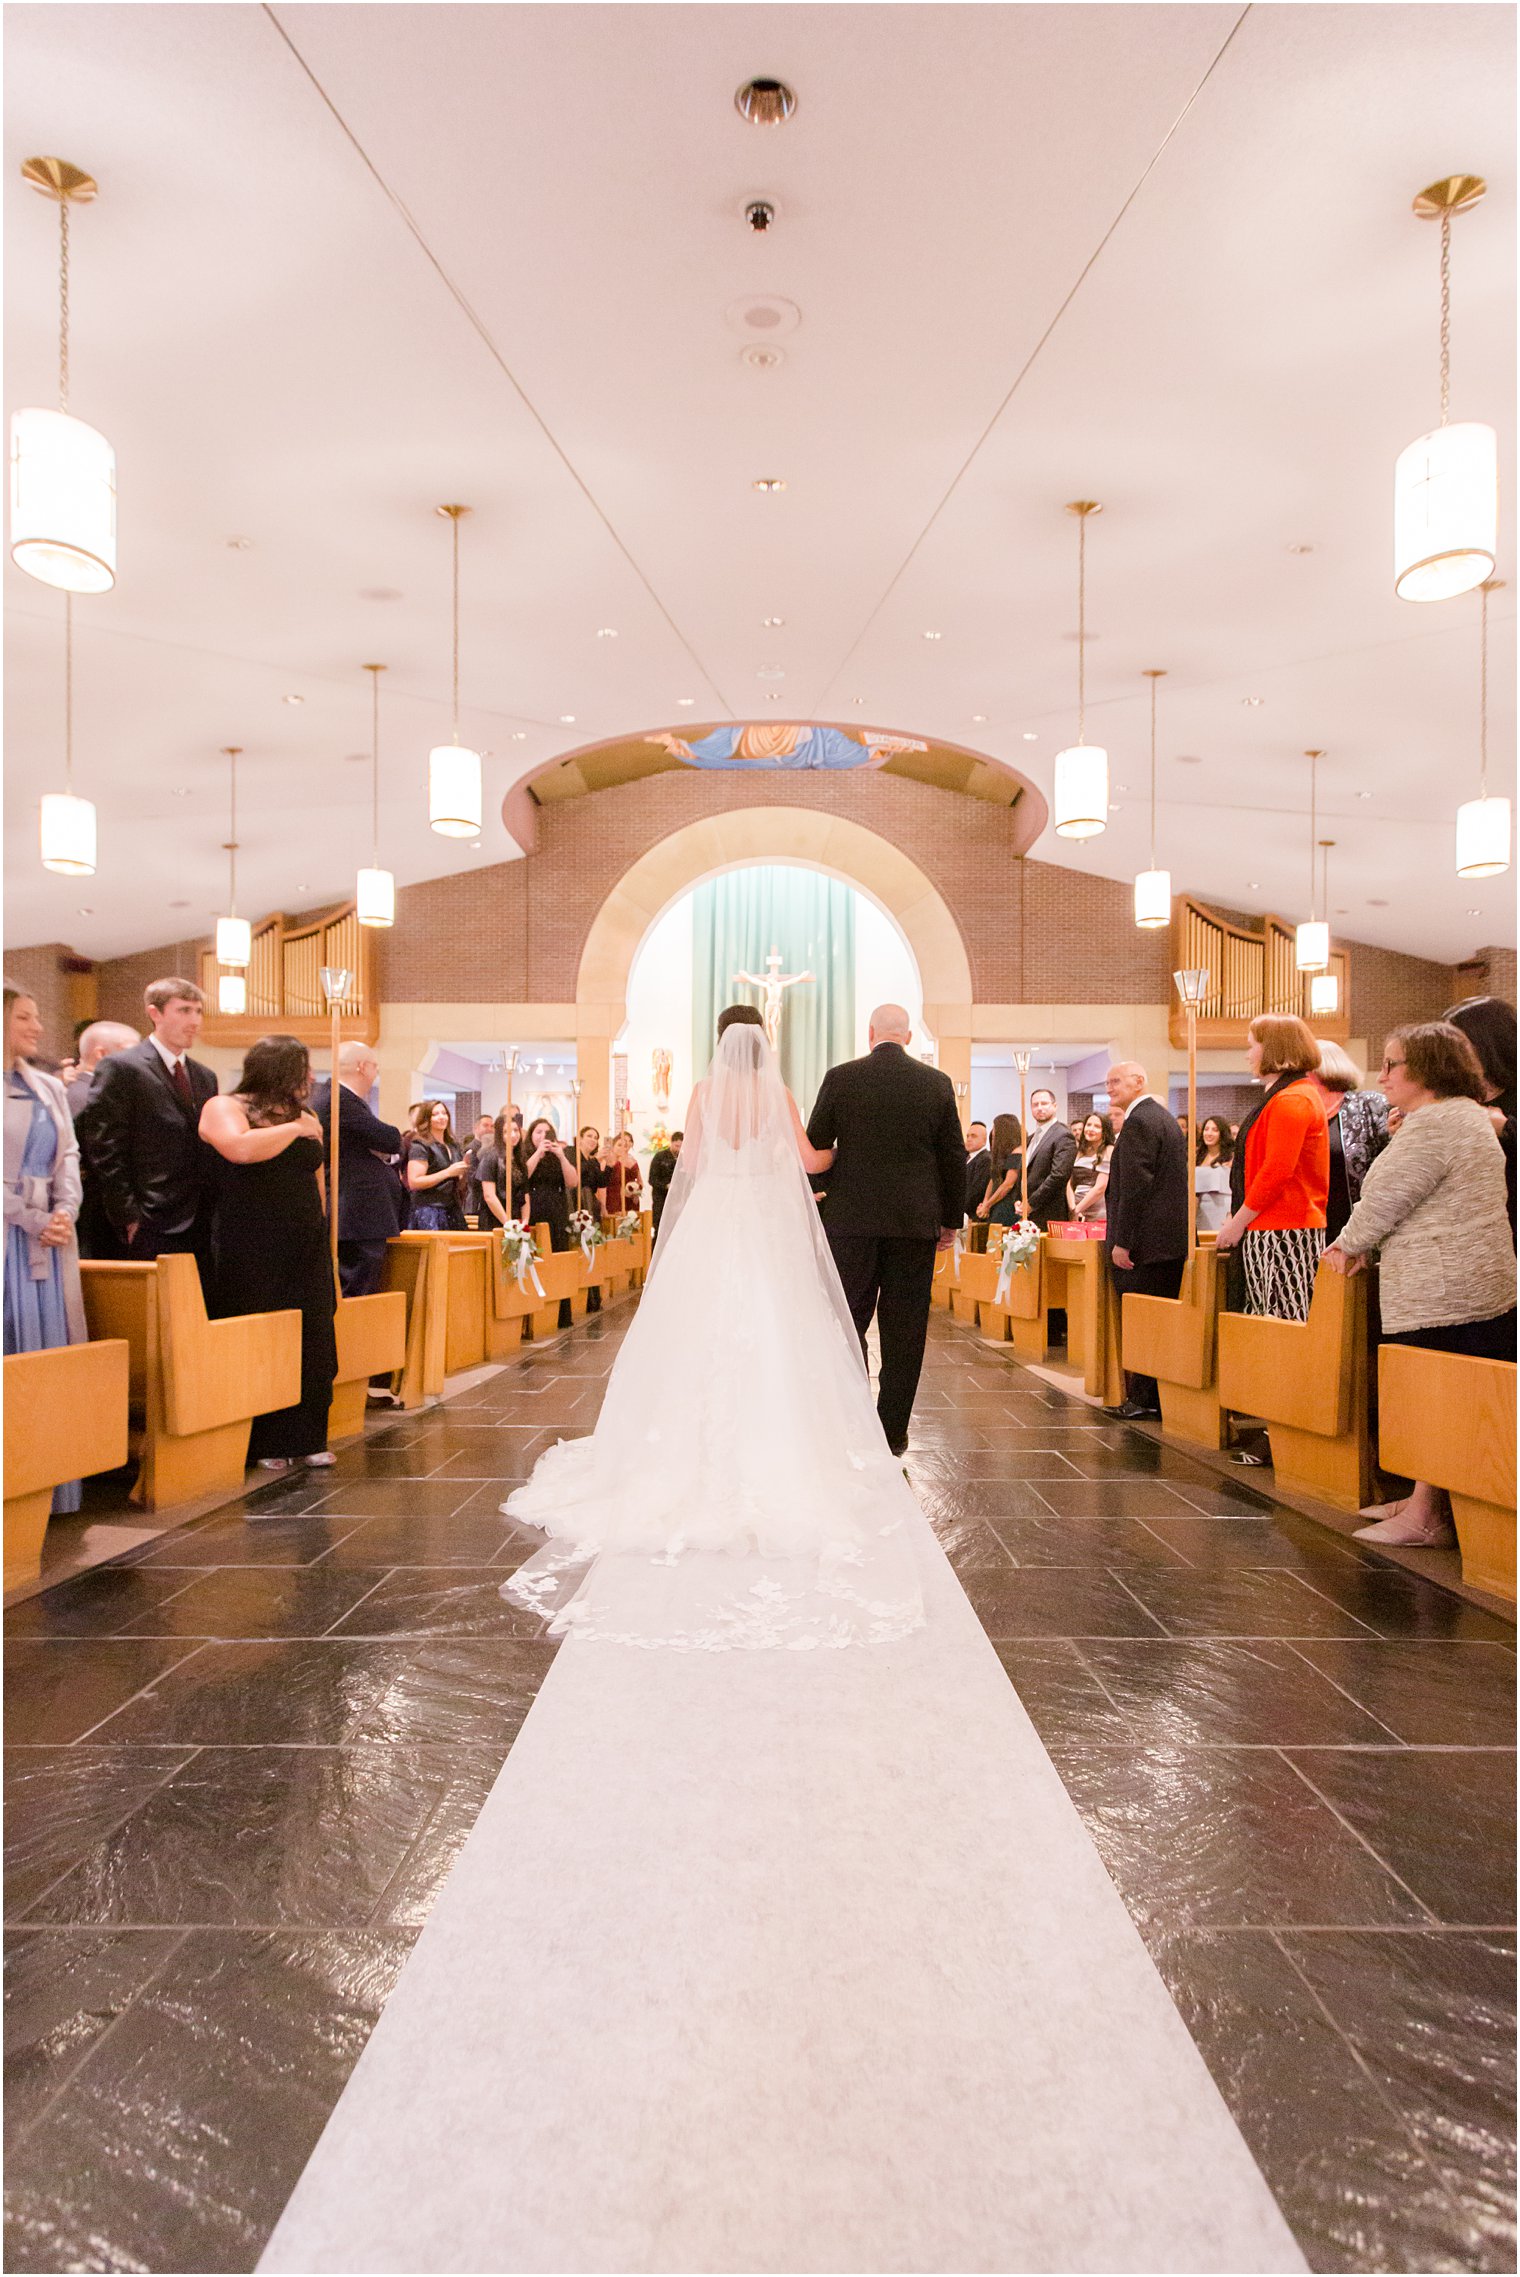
[1325,1021,1516,1547]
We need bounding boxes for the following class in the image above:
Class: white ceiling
[4,2,1514,965]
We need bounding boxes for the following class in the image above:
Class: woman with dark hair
[406,1100,470,1231]
[974,1113,1025,1228]
[604,1130,644,1217]
[199,1035,337,1470]
[1193,1114,1235,1236]
[1326,1021,1516,1545]
[474,1109,522,1233]
[518,1113,580,1330]
[1214,1014,1329,1322]
[1068,1111,1113,1221]
[1445,994,1517,1236]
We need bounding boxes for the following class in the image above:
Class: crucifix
[733,945,814,1053]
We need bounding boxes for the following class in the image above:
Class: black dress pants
[826,1233,938,1451]
[1109,1254,1185,1408]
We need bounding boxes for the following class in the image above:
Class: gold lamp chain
[1439,208,1451,427]
[371,667,382,863]
[1308,752,1318,917]
[1480,581,1489,799]
[228,747,238,918]
[451,512,461,745]
[1076,512,1087,745]
[1148,673,1158,869]
[58,193,69,412]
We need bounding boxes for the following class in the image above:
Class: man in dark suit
[963,1120,990,1217]
[309,1043,405,1300]
[74,978,218,1275]
[1022,1087,1079,1230]
[1100,1060,1188,1420]
[648,1129,682,1234]
[806,1004,966,1458]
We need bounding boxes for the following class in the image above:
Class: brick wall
[1344,940,1469,1071]
[3,944,84,1062]
[93,939,211,1031]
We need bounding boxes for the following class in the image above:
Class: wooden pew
[969,1239,1051,1360]
[327,1292,408,1444]
[930,1242,958,1310]
[1121,1245,1228,1450]
[1216,1260,1372,1509]
[381,1236,449,1406]
[1379,1347,1516,1602]
[1043,1235,1125,1405]
[4,1339,130,1589]
[80,1254,300,1510]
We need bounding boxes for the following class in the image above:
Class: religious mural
[646,723,928,771]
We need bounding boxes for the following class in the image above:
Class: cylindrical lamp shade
[1456,795,1512,878]
[1053,743,1108,838]
[1394,422,1498,602]
[356,865,395,927]
[217,971,247,1016]
[9,408,117,594]
[216,915,252,968]
[1133,867,1171,929]
[1295,920,1330,972]
[39,791,96,876]
[429,744,481,837]
[1309,972,1340,1018]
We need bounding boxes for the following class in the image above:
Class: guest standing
[963,1121,990,1219]
[74,978,217,1276]
[519,1116,579,1245]
[1101,1061,1189,1420]
[1325,1022,1516,1546]
[1193,1116,1235,1236]
[648,1131,682,1233]
[474,1112,522,1233]
[309,1043,405,1297]
[1023,1088,1079,1231]
[1068,1113,1114,1221]
[1444,995,1517,1238]
[200,1036,337,1472]
[66,1020,140,1122]
[406,1101,469,1232]
[604,1131,643,1217]
[975,1114,1024,1228]
[1307,1042,1390,1244]
[1213,1015,1329,1323]
[4,988,86,1512]
[576,1126,606,1309]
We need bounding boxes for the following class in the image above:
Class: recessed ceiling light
[295,884,308,894]
[971,714,988,723]
[1246,882,1260,890]
[596,627,617,639]
[1367,897,1389,907]
[1241,696,1266,707]
[766,692,783,702]
[1466,906,1483,916]
[170,787,192,798]
[756,665,785,681]
[1022,731,1038,742]
[761,615,785,628]
[283,693,304,705]
[511,731,527,741]
[922,630,942,641]
[852,696,866,706]
[76,906,93,916]
[676,697,696,707]
[1286,543,1315,555]
[735,76,797,126]
[1115,783,1131,793]
[752,477,787,493]
[1357,790,1374,800]
[226,536,253,551]
[559,715,576,725]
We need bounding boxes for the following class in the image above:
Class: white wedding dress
[501,1024,926,1650]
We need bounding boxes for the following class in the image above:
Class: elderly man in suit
[65,1020,141,1123]
[310,1042,406,1408]
[1022,1087,1079,1231]
[1101,1060,1189,1420]
[74,979,217,1278]
[806,1004,966,1458]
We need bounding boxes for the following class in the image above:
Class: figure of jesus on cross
[733,945,814,1053]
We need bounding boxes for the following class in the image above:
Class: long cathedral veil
[501,1022,925,1650]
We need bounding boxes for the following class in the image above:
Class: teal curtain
[692,866,856,1114]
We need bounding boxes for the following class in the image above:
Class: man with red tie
[75,977,219,1282]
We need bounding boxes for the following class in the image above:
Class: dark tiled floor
[4,1307,1513,2273]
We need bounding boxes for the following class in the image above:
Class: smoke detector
[725,294,801,339]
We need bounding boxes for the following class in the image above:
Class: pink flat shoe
[1354,1513,1456,1547]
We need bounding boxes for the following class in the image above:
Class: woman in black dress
[199,1035,338,1471]
[519,1116,579,1329]
[406,1100,470,1231]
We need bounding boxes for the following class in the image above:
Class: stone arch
[574,808,973,1127]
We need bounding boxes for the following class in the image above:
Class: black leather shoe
[1103,1399,1161,1421]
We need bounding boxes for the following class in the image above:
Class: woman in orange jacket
[1213,1014,1329,1322]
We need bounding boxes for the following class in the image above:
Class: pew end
[4,1339,131,1590]
[1216,1261,1373,1511]
[328,1292,409,1443]
[1378,1346,1517,1603]
[1122,1248,1229,1451]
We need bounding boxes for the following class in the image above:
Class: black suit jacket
[310,1080,405,1243]
[74,1039,218,1255]
[1024,1121,1079,1229]
[806,1043,966,1241]
[964,1147,991,1218]
[1103,1095,1188,1266]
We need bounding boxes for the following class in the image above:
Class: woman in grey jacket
[1326,1021,1515,1547]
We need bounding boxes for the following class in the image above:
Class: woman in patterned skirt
[1213,1014,1329,1322]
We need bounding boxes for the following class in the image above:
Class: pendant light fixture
[356,662,395,925]
[39,596,97,875]
[1456,578,1511,878]
[429,503,482,838]
[1394,175,1497,603]
[1295,750,1330,972]
[1053,500,1108,839]
[10,158,116,594]
[216,746,251,1010]
[1133,668,1170,928]
[1309,843,1339,1016]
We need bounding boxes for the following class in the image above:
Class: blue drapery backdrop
[692,866,856,1114]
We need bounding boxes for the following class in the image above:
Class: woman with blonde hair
[1308,1039,1389,1242]
[1214,1014,1329,1321]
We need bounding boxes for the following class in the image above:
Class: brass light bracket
[1413,175,1486,219]
[1142,667,1167,679]
[1065,500,1103,519]
[362,662,387,674]
[435,503,472,523]
[21,157,97,203]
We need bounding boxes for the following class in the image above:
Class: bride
[500,1006,926,1650]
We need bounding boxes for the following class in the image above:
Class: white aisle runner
[261,1513,1306,2275]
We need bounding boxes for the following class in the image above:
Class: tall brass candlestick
[1013,1049,1032,1219]
[318,967,353,1277]
[1173,969,1210,1260]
